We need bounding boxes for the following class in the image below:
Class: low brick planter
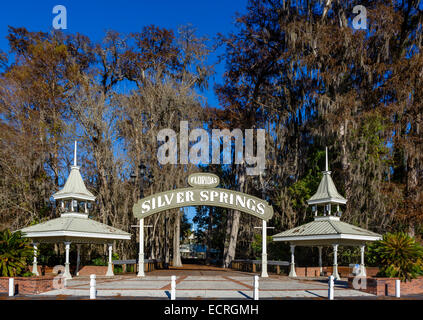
[348,276,423,296]
[0,276,64,295]
[78,265,108,276]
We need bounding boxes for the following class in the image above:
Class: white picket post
[253,275,259,300]
[171,275,176,300]
[395,279,400,298]
[328,275,334,300]
[90,274,96,299]
[8,278,14,297]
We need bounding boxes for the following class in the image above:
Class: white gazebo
[19,142,131,279]
[272,148,382,280]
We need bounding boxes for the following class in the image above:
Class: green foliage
[38,243,61,267]
[90,257,107,266]
[251,234,286,261]
[367,232,423,281]
[90,252,120,267]
[338,247,361,265]
[0,229,34,277]
[287,149,325,216]
[114,252,123,273]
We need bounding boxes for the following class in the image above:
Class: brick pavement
[32,265,375,299]
[2,265,422,300]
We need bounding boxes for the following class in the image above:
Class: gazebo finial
[74,140,77,167]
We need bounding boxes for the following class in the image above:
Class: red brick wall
[0,276,64,295]
[348,276,423,296]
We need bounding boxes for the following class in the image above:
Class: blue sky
[0,0,248,229]
[0,0,248,108]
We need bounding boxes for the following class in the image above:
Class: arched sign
[133,173,273,221]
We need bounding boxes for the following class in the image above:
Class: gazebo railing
[112,259,163,273]
[230,260,289,274]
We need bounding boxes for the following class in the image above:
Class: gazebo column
[358,244,367,276]
[261,219,268,278]
[31,243,39,276]
[318,246,323,276]
[289,244,297,277]
[75,244,81,276]
[137,218,145,277]
[63,241,72,279]
[106,243,114,277]
[332,244,340,280]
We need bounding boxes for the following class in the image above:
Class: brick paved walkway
[33,265,376,299]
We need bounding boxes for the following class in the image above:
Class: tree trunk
[406,153,418,237]
[205,207,213,265]
[223,164,245,268]
[172,210,182,267]
[223,210,241,268]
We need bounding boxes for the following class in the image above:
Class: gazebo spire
[307,147,347,216]
[53,141,95,205]
[74,140,77,167]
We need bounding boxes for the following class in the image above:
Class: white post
[63,241,72,279]
[332,244,340,280]
[8,278,14,297]
[137,218,145,277]
[253,275,259,300]
[32,243,39,276]
[90,274,96,299]
[328,275,334,300]
[261,219,268,278]
[289,244,297,277]
[106,243,114,277]
[171,275,176,300]
[358,245,367,276]
[318,246,323,276]
[76,244,81,276]
[395,279,400,298]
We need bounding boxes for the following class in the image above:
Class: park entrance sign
[132,173,274,277]
[133,173,273,221]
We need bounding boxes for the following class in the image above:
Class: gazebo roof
[19,213,131,244]
[307,172,347,205]
[307,147,347,206]
[52,165,96,202]
[272,216,382,246]
[53,142,95,202]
